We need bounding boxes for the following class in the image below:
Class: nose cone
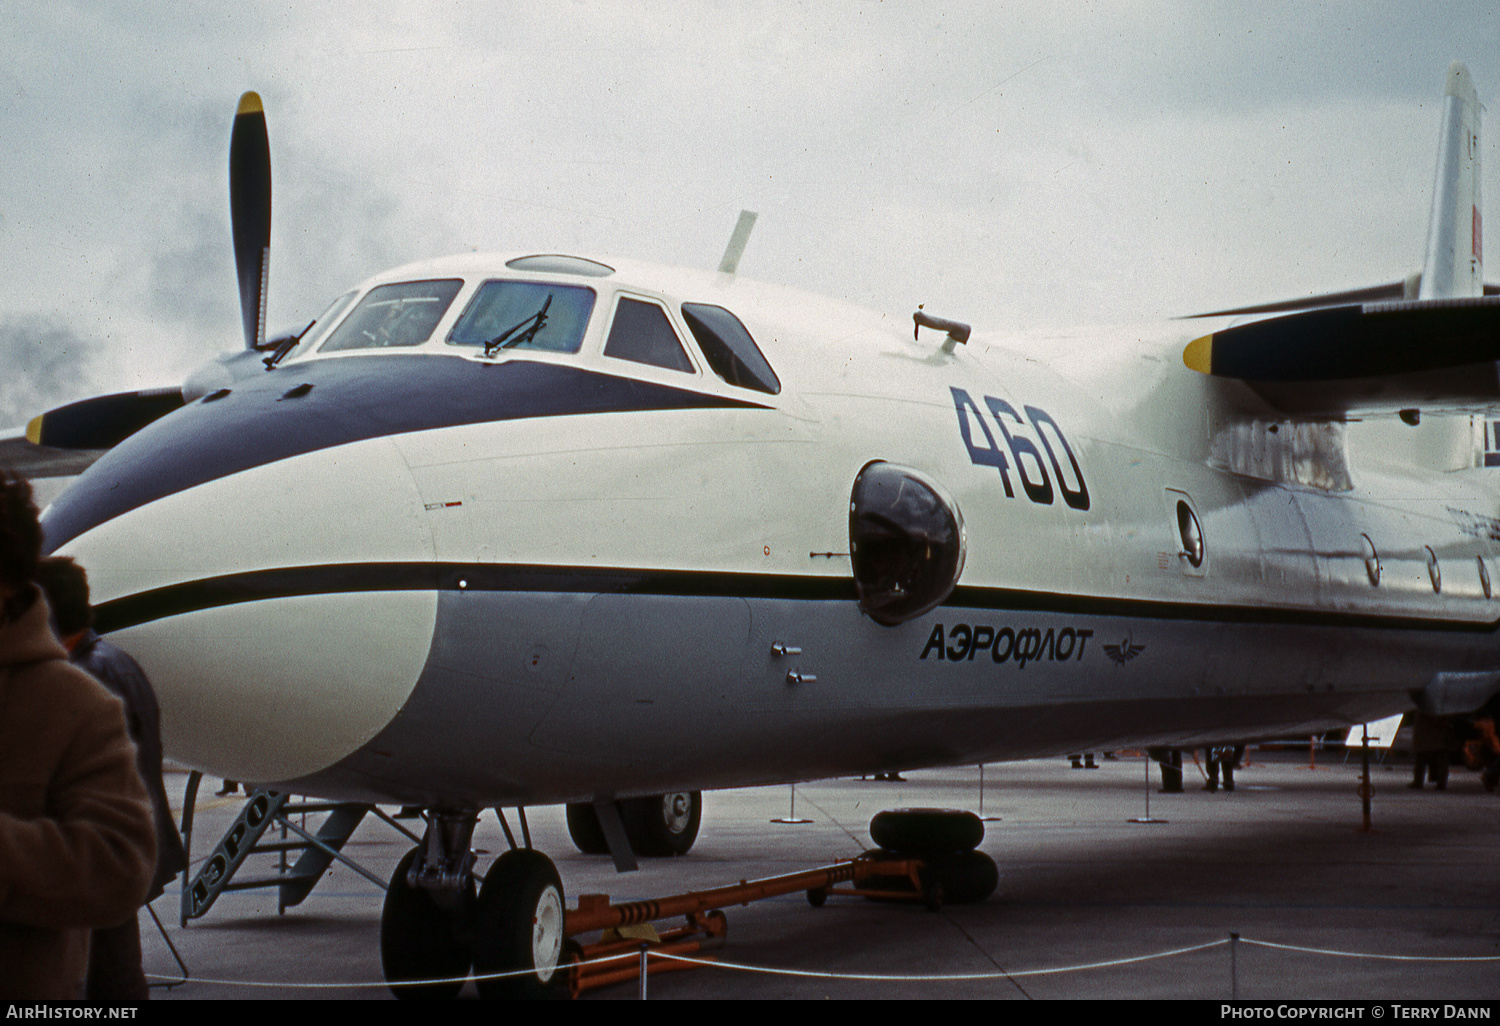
[44,380,439,784]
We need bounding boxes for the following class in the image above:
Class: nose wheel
[473,849,569,1000]
[380,847,475,1000]
[383,812,570,1000]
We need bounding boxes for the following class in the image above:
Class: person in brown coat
[0,471,156,999]
[36,555,188,1000]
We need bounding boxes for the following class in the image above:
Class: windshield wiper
[263,319,316,370]
[482,295,552,358]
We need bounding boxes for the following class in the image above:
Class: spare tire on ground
[869,807,983,856]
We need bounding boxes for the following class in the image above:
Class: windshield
[447,280,596,354]
[320,279,464,351]
[282,289,358,362]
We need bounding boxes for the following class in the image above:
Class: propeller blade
[26,388,186,450]
[229,91,272,351]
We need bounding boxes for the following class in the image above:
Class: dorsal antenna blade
[717,210,758,275]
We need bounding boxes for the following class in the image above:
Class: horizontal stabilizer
[1184,297,1500,415]
[27,387,185,450]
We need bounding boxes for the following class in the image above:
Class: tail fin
[1419,62,1484,299]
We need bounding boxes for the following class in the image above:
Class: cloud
[2,0,1497,355]
[0,315,109,426]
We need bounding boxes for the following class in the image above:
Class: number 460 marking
[950,386,1090,511]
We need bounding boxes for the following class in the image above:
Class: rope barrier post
[1130,752,1167,823]
[145,901,189,988]
[639,944,649,1000]
[977,763,1001,821]
[771,783,812,824]
[1358,723,1375,833]
[1144,757,1150,820]
[1230,932,1239,999]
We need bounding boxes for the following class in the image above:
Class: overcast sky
[2,2,1498,422]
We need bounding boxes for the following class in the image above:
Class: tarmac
[137,747,1500,1001]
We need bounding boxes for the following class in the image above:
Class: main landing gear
[382,810,570,1000]
[565,791,702,858]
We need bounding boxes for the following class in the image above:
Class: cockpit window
[681,303,780,394]
[320,280,463,351]
[603,298,695,373]
[284,289,358,361]
[447,280,596,354]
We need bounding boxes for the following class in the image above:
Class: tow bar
[561,853,930,995]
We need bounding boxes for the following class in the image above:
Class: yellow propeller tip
[25,415,43,446]
[1183,334,1214,374]
[236,91,263,116]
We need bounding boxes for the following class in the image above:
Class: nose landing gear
[381,812,479,1000]
[473,849,568,1000]
[381,810,571,1001]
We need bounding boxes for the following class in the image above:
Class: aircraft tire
[381,847,475,1000]
[869,807,983,857]
[564,803,609,855]
[856,847,998,906]
[473,849,569,1000]
[621,791,702,857]
[924,849,1000,904]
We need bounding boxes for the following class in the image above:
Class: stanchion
[145,901,189,988]
[1130,753,1168,823]
[976,764,1001,822]
[639,944,649,1000]
[1357,724,1376,834]
[771,784,813,824]
[1230,932,1239,998]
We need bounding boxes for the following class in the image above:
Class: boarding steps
[177,772,419,925]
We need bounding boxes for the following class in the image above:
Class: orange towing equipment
[561,853,929,996]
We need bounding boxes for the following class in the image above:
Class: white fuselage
[42,253,1500,806]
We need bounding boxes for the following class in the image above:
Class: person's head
[0,471,42,612]
[34,555,92,637]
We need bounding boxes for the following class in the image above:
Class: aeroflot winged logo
[1103,633,1146,666]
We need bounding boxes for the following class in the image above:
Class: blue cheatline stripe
[91,560,1500,636]
[41,354,768,553]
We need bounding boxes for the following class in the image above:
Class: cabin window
[681,303,781,394]
[320,279,463,351]
[1362,534,1381,586]
[448,280,596,354]
[603,298,695,373]
[1177,501,1204,568]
